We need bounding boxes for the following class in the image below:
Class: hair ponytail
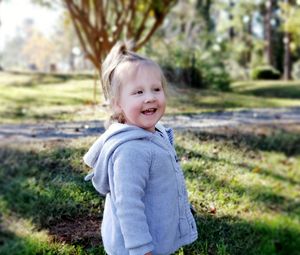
[102,40,144,100]
[102,41,128,100]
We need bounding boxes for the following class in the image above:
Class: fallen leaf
[209,204,217,214]
[252,167,260,173]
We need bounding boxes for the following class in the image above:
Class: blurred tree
[32,0,177,71]
[228,0,235,40]
[225,0,258,67]
[213,0,260,78]
[282,0,292,80]
[65,0,176,73]
[260,2,281,71]
[1,18,55,70]
[22,29,57,71]
[280,0,300,80]
[52,11,81,71]
[32,0,177,98]
[151,0,203,70]
[264,0,274,66]
[196,0,214,47]
[1,35,26,68]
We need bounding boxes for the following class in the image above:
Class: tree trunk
[196,0,213,48]
[283,0,292,80]
[245,15,252,65]
[229,0,235,40]
[264,0,273,66]
[283,32,292,80]
[63,0,176,99]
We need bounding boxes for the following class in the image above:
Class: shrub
[251,65,281,80]
[181,66,203,88]
[151,42,231,91]
[200,64,231,91]
[292,60,300,80]
[163,65,205,88]
[163,64,231,91]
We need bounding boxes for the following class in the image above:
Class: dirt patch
[198,123,300,137]
[1,108,299,142]
[48,215,101,247]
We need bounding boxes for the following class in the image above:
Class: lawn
[1,71,300,123]
[0,72,106,124]
[0,125,299,255]
[0,71,300,254]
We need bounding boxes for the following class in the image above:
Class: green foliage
[292,59,300,80]
[279,2,300,46]
[154,43,231,91]
[163,62,231,91]
[1,126,300,254]
[163,65,204,88]
[251,66,281,80]
[199,60,231,91]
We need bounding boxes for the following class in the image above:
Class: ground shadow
[181,214,300,255]
[239,85,300,99]
[0,227,106,255]
[1,142,300,255]
[174,139,300,254]
[180,152,300,218]
[176,143,299,187]
[5,71,94,87]
[0,144,104,250]
[190,125,300,156]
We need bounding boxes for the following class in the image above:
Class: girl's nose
[144,93,156,103]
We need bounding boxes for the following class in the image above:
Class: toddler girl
[84,41,198,255]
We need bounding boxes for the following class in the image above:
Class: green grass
[1,72,300,254]
[232,80,300,99]
[0,127,299,254]
[1,71,300,123]
[0,72,105,124]
[176,128,300,255]
[0,139,106,255]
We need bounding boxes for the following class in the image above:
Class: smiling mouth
[142,108,157,115]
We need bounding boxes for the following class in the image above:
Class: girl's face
[114,63,166,132]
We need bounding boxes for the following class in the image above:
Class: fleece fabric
[84,123,198,255]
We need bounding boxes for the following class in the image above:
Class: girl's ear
[112,98,122,113]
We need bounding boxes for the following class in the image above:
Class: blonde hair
[101,41,167,125]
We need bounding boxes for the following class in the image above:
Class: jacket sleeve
[112,143,154,255]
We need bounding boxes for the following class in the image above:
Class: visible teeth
[143,108,156,114]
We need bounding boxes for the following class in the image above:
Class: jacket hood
[83,123,161,195]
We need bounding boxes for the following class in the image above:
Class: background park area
[0,1,300,255]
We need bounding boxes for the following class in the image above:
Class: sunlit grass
[0,215,79,255]
[166,85,300,115]
[0,138,106,255]
[232,80,300,99]
[175,130,300,254]
[0,128,299,254]
[0,72,105,123]
[1,72,300,123]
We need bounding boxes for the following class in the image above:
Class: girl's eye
[133,90,143,95]
[154,88,161,92]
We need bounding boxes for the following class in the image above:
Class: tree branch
[134,3,152,41]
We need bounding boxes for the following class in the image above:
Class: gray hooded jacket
[84,123,198,255]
